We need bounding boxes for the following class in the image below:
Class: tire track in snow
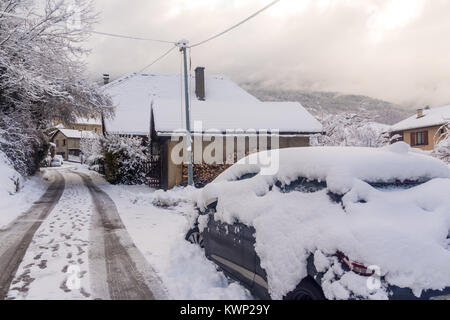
[6,171,94,300]
[75,172,167,300]
[0,170,65,300]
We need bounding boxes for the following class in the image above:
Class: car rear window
[236,172,259,181]
[276,177,327,194]
[368,180,429,191]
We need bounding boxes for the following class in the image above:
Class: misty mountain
[243,87,412,125]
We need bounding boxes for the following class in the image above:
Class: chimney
[103,73,110,85]
[417,108,424,118]
[195,67,205,101]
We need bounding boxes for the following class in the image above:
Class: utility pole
[176,40,194,186]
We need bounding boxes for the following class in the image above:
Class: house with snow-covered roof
[390,105,450,151]
[103,69,323,189]
[50,129,97,162]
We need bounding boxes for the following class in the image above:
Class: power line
[139,45,177,72]
[189,0,281,48]
[0,11,176,44]
[89,30,176,44]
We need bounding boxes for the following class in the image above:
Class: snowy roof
[74,117,102,126]
[390,105,450,132]
[56,129,97,139]
[103,73,323,136]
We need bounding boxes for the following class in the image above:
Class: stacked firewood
[182,163,232,187]
[182,151,257,187]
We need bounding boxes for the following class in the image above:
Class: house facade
[66,117,102,134]
[50,129,96,161]
[53,117,102,135]
[104,70,324,190]
[390,106,450,151]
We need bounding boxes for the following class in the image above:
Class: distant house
[390,106,450,151]
[103,70,323,189]
[50,129,97,162]
[53,117,102,135]
[66,117,102,134]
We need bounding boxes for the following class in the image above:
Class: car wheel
[185,227,204,248]
[285,277,326,300]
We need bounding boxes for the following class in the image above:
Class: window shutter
[424,131,429,145]
[410,133,416,146]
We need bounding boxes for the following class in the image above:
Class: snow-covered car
[55,155,64,165]
[186,143,450,300]
[50,157,63,167]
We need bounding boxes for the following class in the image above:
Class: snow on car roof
[194,144,450,300]
[390,105,450,132]
[204,143,450,197]
[103,72,323,135]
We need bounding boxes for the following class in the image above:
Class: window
[411,131,428,146]
[276,177,327,194]
[63,139,66,146]
[416,132,425,145]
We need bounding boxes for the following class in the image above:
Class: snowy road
[0,168,165,300]
[0,171,64,299]
[0,166,249,300]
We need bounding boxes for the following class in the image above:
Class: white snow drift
[0,151,48,229]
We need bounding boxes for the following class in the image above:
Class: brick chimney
[103,73,110,85]
[195,67,205,101]
[417,108,424,118]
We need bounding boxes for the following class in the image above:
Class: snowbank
[196,144,450,299]
[0,151,23,196]
[0,151,48,228]
[91,172,250,300]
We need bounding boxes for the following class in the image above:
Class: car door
[204,216,257,289]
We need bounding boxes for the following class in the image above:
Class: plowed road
[0,168,165,300]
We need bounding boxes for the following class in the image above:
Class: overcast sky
[85,0,450,108]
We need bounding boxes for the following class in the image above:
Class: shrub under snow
[433,122,449,164]
[102,135,150,185]
[312,113,389,147]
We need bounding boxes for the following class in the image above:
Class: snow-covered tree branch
[311,112,389,148]
[433,120,449,163]
[0,0,112,175]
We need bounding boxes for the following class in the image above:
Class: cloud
[85,0,450,108]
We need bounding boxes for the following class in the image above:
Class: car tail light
[337,251,375,277]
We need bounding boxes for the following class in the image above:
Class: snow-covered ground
[0,153,48,229]
[8,171,94,300]
[71,165,251,300]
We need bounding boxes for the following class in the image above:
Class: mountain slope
[244,87,411,125]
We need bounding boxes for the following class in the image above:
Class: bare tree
[433,120,449,163]
[0,0,112,175]
[311,112,389,148]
